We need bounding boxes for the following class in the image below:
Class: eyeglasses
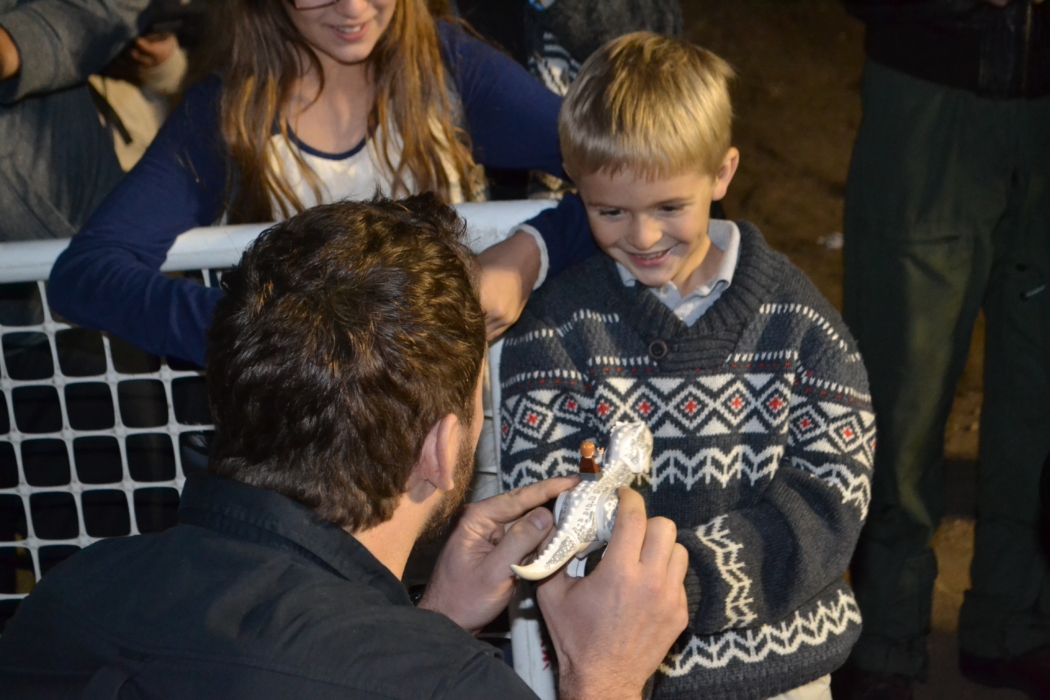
[288,0,339,10]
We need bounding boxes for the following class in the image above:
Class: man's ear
[412,413,461,495]
[712,147,740,202]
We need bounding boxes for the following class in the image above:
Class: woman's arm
[48,77,229,367]
[438,22,563,177]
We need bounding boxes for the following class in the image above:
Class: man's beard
[419,431,476,541]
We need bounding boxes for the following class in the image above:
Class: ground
[680,1,1014,696]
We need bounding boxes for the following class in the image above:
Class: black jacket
[845,0,1050,97]
[0,470,538,699]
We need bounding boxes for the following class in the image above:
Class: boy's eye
[598,208,623,217]
[658,203,685,214]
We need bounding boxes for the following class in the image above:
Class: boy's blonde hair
[559,32,735,180]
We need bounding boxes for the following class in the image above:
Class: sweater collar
[597,221,784,364]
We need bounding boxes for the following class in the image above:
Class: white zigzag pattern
[659,590,862,675]
[555,309,620,337]
[501,368,587,390]
[759,303,862,364]
[728,350,800,363]
[591,374,794,436]
[790,457,871,519]
[503,328,556,347]
[795,368,872,403]
[696,516,756,628]
[500,447,584,491]
[649,446,784,491]
[587,355,654,367]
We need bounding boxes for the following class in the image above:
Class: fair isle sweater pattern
[499,223,874,700]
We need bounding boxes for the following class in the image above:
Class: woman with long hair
[49,0,567,366]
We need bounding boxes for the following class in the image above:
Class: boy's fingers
[602,488,648,564]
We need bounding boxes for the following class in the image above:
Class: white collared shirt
[615,219,741,327]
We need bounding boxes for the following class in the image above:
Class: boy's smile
[576,149,739,296]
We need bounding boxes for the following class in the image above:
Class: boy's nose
[628,217,663,250]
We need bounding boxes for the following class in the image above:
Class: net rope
[0,199,554,626]
[1,278,212,616]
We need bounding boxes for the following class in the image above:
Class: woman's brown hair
[218,0,479,224]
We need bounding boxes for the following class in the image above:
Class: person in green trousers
[837,1,1050,698]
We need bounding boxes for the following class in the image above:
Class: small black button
[648,340,668,360]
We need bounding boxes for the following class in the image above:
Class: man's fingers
[639,516,678,569]
[668,542,689,583]
[477,477,579,524]
[602,488,648,564]
[536,563,579,605]
[492,507,555,569]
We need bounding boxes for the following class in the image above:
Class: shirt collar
[178,468,410,607]
[615,219,741,299]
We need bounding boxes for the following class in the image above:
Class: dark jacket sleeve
[674,318,873,633]
[48,77,228,367]
[522,192,599,281]
[842,0,980,23]
[0,0,150,103]
[438,22,564,177]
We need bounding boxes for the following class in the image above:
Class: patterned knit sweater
[499,222,874,700]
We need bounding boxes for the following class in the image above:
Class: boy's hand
[538,488,689,700]
[419,477,577,634]
[477,229,542,340]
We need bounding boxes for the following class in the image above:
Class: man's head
[206,195,486,533]
[559,32,739,294]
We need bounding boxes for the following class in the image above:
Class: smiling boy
[500,33,875,700]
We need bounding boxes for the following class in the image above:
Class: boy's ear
[712,147,740,202]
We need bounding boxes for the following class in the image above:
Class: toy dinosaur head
[606,421,654,475]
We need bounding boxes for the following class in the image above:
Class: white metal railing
[0,200,555,623]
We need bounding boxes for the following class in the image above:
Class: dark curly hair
[206,194,486,531]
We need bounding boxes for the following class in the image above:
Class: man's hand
[477,229,542,340]
[419,477,577,634]
[0,26,20,81]
[103,33,180,86]
[538,488,689,700]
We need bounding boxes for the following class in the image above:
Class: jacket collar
[177,468,410,607]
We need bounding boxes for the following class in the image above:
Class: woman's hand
[477,229,543,340]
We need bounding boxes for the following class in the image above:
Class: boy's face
[576,148,739,295]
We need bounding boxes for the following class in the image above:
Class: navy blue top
[0,469,539,699]
[48,23,579,366]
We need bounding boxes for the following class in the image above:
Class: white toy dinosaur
[511,421,654,581]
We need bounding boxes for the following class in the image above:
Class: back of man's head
[206,195,486,532]
[559,31,735,181]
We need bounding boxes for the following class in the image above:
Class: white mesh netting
[0,199,553,630]
[0,277,213,627]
